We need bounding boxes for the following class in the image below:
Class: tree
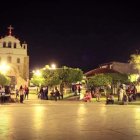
[30,75,45,87]
[0,73,10,86]
[42,68,60,87]
[130,54,140,73]
[106,73,129,84]
[87,73,129,94]
[31,66,83,89]
[58,66,83,85]
[88,74,112,87]
[30,69,45,86]
[87,73,129,87]
[129,53,140,82]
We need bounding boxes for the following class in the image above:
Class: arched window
[17,58,20,63]
[8,42,12,48]
[14,43,17,48]
[7,56,12,63]
[3,42,6,48]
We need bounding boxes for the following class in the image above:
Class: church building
[0,26,29,88]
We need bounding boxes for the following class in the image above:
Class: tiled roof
[85,68,119,77]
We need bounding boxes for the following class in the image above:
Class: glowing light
[51,64,56,69]
[33,69,41,77]
[0,62,10,75]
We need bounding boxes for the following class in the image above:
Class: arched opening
[14,43,17,48]
[3,42,6,48]
[8,42,12,48]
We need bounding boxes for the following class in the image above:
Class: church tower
[0,25,29,87]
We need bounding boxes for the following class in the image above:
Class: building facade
[99,61,138,74]
[0,26,29,87]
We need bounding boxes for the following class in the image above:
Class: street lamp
[43,63,57,70]
[32,69,42,77]
[51,64,56,70]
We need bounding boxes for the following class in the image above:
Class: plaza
[0,97,140,140]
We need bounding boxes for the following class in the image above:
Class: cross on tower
[8,25,14,35]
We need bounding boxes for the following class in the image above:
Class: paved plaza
[0,97,140,140]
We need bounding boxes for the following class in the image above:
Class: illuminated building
[0,25,29,88]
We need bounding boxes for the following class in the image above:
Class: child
[106,93,114,104]
[83,90,92,102]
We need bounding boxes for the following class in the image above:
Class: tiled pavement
[0,94,140,140]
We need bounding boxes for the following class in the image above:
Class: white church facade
[0,26,29,88]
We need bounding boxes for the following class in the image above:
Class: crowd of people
[0,82,139,104]
[117,84,137,104]
[81,87,102,102]
[72,84,82,95]
[1,84,64,103]
[15,85,29,103]
[38,86,63,101]
[81,84,138,105]
[0,85,29,103]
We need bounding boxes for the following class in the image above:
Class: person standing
[77,84,81,94]
[44,86,48,100]
[90,86,95,98]
[60,84,64,100]
[0,86,5,103]
[39,87,44,99]
[54,87,60,101]
[24,86,29,100]
[119,85,127,104]
[15,89,19,98]
[95,87,101,102]
[119,85,124,102]
[131,85,137,101]
[19,85,24,103]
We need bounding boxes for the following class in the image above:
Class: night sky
[1,1,140,72]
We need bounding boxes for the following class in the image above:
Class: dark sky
[1,1,140,72]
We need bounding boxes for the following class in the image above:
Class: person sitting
[126,86,133,102]
[83,90,92,102]
[106,93,114,104]
[50,89,55,100]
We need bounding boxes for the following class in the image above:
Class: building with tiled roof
[85,61,138,77]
